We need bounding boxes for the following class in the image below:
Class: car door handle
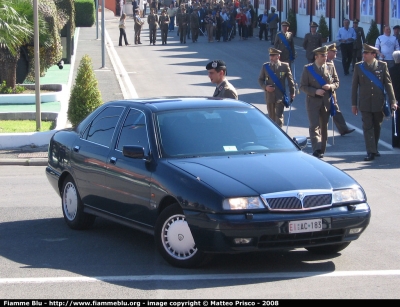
[73,146,80,152]
[110,157,117,164]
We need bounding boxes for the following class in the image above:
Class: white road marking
[2,270,400,284]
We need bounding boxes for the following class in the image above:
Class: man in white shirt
[336,19,356,75]
[375,25,400,69]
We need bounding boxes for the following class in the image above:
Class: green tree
[0,0,32,89]
[287,9,297,37]
[366,19,380,45]
[317,15,329,40]
[67,55,103,126]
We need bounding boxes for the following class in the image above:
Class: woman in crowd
[204,10,216,42]
[118,13,130,46]
[215,10,223,42]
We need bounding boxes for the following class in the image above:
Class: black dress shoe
[313,150,323,158]
[364,153,375,161]
[341,129,355,136]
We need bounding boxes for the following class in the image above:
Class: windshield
[156,107,297,158]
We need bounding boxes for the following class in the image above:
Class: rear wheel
[61,175,95,230]
[155,203,212,268]
[306,242,351,254]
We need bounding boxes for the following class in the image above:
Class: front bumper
[184,203,371,253]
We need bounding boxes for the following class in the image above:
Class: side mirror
[293,136,308,149]
[123,145,151,162]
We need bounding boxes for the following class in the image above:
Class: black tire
[306,242,351,254]
[155,203,212,268]
[61,175,96,230]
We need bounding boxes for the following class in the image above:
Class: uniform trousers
[259,23,268,40]
[149,27,157,44]
[161,25,168,44]
[361,111,384,154]
[306,99,330,153]
[352,47,362,69]
[206,23,214,42]
[340,43,353,74]
[269,27,277,43]
[333,103,349,134]
[266,101,285,128]
[191,27,198,42]
[179,25,188,43]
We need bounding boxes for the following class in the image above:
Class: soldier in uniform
[257,48,295,128]
[303,21,322,63]
[352,19,365,71]
[326,43,355,136]
[206,60,238,100]
[300,45,340,158]
[147,8,159,45]
[267,7,279,44]
[159,9,170,45]
[134,8,144,45]
[190,7,200,43]
[177,6,190,44]
[351,44,397,161]
[274,21,296,69]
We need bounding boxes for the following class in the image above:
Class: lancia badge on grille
[297,192,305,201]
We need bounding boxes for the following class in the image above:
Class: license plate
[289,219,322,234]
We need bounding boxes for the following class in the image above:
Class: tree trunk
[0,47,19,89]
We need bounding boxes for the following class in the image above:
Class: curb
[0,158,47,166]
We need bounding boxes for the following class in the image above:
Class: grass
[0,120,55,133]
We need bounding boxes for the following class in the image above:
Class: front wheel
[155,204,212,268]
[306,242,351,254]
[61,175,96,230]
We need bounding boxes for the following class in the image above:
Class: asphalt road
[1,17,400,299]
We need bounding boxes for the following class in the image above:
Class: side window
[85,107,124,147]
[117,109,149,152]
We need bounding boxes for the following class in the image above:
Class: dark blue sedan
[46,98,371,268]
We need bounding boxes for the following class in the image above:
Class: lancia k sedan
[46,98,371,268]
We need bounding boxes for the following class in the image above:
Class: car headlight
[332,187,366,204]
[223,197,265,210]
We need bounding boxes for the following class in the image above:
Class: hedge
[75,0,95,27]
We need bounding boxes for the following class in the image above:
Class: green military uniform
[327,43,353,136]
[147,10,159,45]
[258,48,295,128]
[303,22,322,63]
[352,19,366,70]
[213,80,238,100]
[300,46,340,156]
[190,8,200,43]
[177,8,190,43]
[351,44,396,159]
[274,21,296,66]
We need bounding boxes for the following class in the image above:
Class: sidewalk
[0,8,123,164]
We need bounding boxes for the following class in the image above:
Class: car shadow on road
[1,216,342,290]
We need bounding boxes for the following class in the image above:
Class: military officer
[159,9,170,45]
[267,7,279,43]
[326,43,355,136]
[177,6,190,44]
[206,60,238,100]
[147,8,159,45]
[258,47,295,128]
[352,19,366,71]
[351,43,397,161]
[303,21,322,63]
[274,21,296,68]
[300,45,340,158]
[190,7,200,43]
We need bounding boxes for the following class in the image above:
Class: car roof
[103,97,255,112]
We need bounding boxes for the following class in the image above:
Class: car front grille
[261,190,332,211]
[257,229,345,249]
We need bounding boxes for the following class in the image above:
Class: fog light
[349,227,363,234]
[233,238,253,244]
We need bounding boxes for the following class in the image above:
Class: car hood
[167,152,356,196]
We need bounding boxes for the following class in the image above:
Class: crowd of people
[119,1,400,162]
